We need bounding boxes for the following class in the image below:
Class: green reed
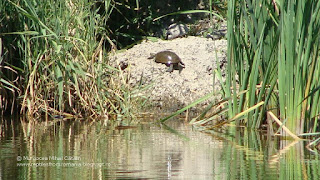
[0,0,134,118]
[223,0,320,135]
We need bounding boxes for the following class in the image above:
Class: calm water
[0,117,319,179]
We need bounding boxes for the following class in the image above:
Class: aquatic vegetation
[193,0,320,139]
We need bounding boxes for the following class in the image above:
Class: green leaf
[55,64,64,111]
[0,78,19,91]
[0,31,39,36]
[159,92,216,123]
[153,10,224,22]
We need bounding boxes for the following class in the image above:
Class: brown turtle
[148,50,185,73]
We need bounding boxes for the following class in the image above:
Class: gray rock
[166,23,189,40]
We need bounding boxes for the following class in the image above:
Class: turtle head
[148,53,156,59]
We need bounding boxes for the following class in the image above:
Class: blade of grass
[153,10,224,22]
[159,92,216,123]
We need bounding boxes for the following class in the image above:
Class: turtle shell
[152,51,181,65]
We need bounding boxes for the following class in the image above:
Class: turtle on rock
[148,51,185,73]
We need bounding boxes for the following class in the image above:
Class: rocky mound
[109,36,227,112]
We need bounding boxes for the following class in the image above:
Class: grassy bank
[0,0,128,118]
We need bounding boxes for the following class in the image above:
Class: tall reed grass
[222,0,320,136]
[0,0,132,118]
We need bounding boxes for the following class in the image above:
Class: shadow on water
[0,116,320,179]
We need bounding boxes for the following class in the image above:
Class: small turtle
[148,51,185,73]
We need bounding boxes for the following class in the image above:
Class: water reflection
[0,117,319,179]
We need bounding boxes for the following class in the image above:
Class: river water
[0,117,319,179]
